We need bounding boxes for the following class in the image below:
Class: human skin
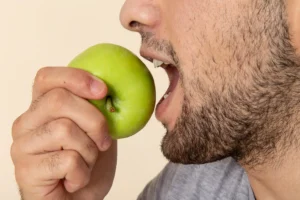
[11,68,117,200]
[11,0,300,200]
[120,0,300,199]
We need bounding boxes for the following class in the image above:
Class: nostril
[129,21,140,29]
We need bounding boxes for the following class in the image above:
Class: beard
[161,1,300,167]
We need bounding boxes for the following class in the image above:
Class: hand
[11,67,117,200]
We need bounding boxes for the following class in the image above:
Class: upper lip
[140,48,176,66]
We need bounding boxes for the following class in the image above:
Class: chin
[159,99,234,165]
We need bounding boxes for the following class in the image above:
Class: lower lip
[155,66,180,122]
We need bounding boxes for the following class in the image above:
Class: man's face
[120,1,300,166]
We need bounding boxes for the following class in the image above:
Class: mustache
[141,31,179,65]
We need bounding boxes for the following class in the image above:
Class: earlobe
[286,0,300,54]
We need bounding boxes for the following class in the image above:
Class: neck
[237,88,300,200]
[244,143,300,200]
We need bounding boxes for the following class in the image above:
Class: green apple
[68,43,156,139]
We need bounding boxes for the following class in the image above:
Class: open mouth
[152,59,180,119]
[156,63,179,105]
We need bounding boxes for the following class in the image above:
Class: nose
[119,0,160,32]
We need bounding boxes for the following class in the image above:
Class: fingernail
[90,76,104,96]
[101,135,112,151]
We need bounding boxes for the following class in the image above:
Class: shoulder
[138,157,255,200]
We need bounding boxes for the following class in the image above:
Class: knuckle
[47,88,70,111]
[66,151,82,169]
[10,142,19,162]
[53,119,75,139]
[34,67,50,85]
[11,115,22,139]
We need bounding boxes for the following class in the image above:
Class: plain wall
[0,1,168,199]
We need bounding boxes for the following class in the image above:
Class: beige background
[0,1,168,199]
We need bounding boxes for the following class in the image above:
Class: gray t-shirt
[138,157,256,200]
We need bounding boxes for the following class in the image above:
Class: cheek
[163,1,232,93]
[162,0,260,108]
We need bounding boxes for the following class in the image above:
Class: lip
[155,73,181,130]
[140,47,181,128]
[140,48,176,67]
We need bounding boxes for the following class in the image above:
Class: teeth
[164,93,170,99]
[153,59,164,68]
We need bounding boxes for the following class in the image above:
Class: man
[10,0,300,199]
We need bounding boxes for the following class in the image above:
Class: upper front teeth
[153,59,164,68]
[164,93,170,99]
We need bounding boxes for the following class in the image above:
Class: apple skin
[68,43,156,139]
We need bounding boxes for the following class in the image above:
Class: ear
[286,0,300,55]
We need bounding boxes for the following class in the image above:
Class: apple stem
[106,97,116,112]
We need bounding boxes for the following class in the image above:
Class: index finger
[33,67,107,101]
